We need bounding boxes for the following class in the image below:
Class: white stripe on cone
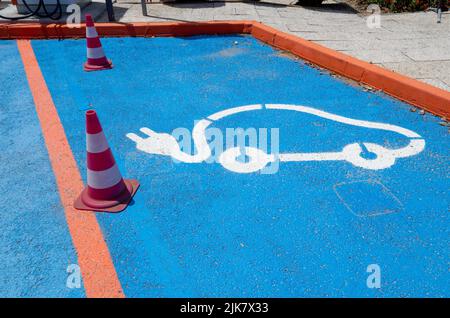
[86,26,98,38]
[87,164,122,189]
[87,46,106,59]
[87,131,109,154]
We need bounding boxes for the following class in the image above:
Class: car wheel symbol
[219,147,275,173]
[343,143,396,170]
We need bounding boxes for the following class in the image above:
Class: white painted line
[265,104,422,138]
[278,152,345,162]
[207,104,262,121]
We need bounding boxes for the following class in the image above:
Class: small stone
[410,107,417,112]
[233,41,238,45]
[439,121,447,126]
[419,110,425,115]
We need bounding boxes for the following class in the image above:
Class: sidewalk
[2,0,450,91]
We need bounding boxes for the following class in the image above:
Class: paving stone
[404,47,450,62]
[289,30,379,41]
[382,61,450,79]
[416,78,450,91]
[441,77,450,88]
[343,49,411,63]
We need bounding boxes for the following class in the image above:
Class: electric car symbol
[126,104,425,173]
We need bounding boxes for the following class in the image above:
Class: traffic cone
[74,110,139,212]
[84,14,113,72]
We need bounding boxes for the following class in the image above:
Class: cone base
[74,179,139,213]
[84,60,113,72]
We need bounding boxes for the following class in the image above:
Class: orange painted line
[17,40,124,298]
[1,20,448,118]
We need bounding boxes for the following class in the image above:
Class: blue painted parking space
[32,35,449,297]
[0,41,84,297]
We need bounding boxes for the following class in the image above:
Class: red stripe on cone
[84,14,113,72]
[87,37,102,48]
[85,14,95,27]
[87,179,127,201]
[86,109,103,134]
[87,57,110,67]
[74,110,139,213]
[87,149,116,171]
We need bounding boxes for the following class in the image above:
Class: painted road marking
[127,104,425,173]
[206,104,263,121]
[333,180,404,217]
[17,40,123,298]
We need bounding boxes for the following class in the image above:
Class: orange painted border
[17,40,124,298]
[1,20,448,118]
[0,21,253,39]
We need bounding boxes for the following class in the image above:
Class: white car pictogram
[126,104,425,173]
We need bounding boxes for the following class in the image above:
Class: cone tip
[86,109,97,116]
[85,14,94,27]
[85,109,102,134]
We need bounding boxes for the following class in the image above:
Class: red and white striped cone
[74,110,139,212]
[84,14,113,72]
